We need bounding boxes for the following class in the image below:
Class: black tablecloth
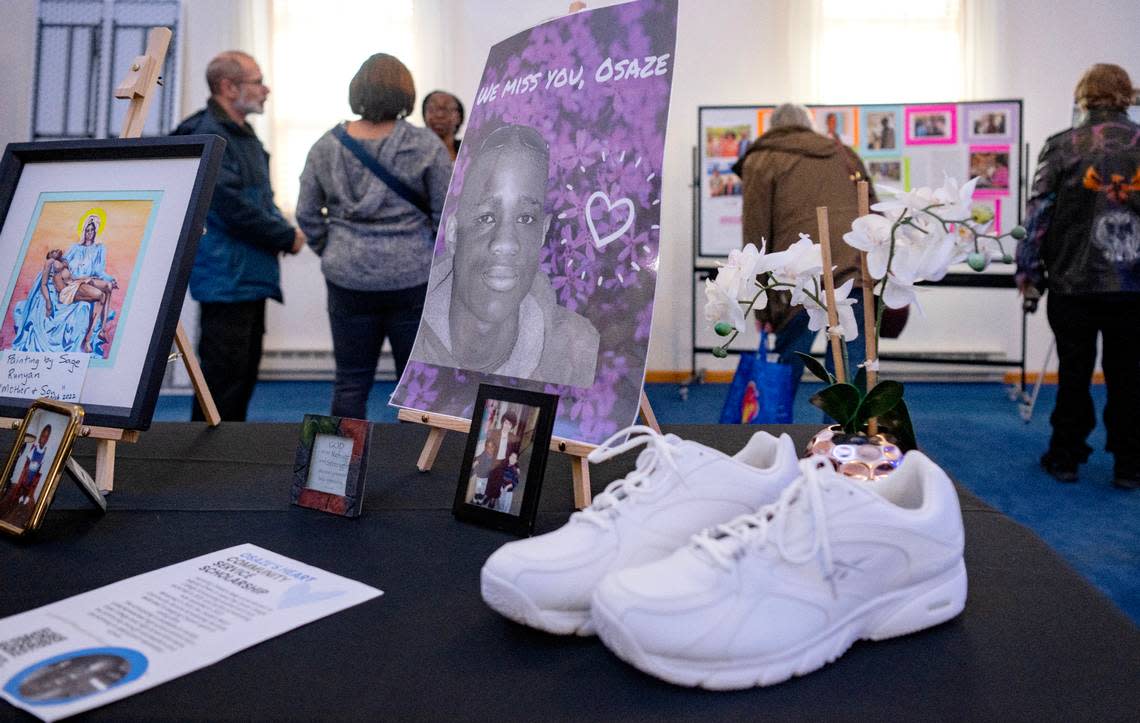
[1,423,1137,722]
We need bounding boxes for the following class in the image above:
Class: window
[815,0,964,103]
[33,0,180,139]
[266,0,416,215]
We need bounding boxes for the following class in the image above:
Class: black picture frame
[453,384,558,536]
[0,135,224,430]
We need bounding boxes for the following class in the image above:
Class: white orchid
[931,174,980,222]
[843,214,894,280]
[704,277,748,331]
[703,241,765,332]
[803,278,859,342]
[878,236,964,310]
[756,233,825,306]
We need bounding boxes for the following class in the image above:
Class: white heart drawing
[585,190,635,250]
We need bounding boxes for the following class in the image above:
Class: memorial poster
[392,0,679,445]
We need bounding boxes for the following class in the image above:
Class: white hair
[769,103,813,129]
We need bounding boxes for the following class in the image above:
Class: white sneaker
[480,425,800,635]
[591,451,967,689]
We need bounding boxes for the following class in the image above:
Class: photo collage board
[698,100,1023,257]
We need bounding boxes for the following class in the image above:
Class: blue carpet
[154,380,1139,625]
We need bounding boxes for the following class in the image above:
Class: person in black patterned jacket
[1016,63,1140,489]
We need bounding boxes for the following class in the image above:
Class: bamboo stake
[857,182,878,435]
[815,207,846,383]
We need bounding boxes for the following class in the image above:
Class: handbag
[330,124,434,225]
[718,331,795,424]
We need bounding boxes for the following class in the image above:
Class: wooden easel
[401,390,660,509]
[4,28,220,493]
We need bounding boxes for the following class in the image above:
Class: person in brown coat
[732,103,876,398]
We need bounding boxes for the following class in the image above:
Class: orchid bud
[1009,225,1027,240]
[966,252,989,272]
[712,346,728,358]
[714,322,734,337]
[1002,253,1013,264]
[970,205,994,224]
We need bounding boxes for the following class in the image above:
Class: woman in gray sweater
[296,53,452,419]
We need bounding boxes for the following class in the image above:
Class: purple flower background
[391,0,678,444]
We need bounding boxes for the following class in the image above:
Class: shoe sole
[481,567,594,636]
[592,559,967,690]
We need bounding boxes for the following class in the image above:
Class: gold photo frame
[0,398,83,536]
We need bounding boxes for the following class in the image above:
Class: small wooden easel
[4,27,220,493]
[400,389,660,509]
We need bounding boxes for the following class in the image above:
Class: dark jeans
[1046,293,1140,464]
[193,299,266,422]
[772,300,867,405]
[327,281,426,419]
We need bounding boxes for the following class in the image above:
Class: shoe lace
[577,425,681,526]
[693,456,835,582]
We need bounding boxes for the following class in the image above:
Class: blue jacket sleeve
[211,152,296,252]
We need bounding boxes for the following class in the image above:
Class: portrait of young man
[409,122,600,388]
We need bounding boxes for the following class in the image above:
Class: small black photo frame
[291,414,372,518]
[453,384,558,536]
[0,397,83,536]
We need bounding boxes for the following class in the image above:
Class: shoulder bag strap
[331,124,433,221]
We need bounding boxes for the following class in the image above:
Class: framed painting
[0,136,224,429]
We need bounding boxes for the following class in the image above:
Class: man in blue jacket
[173,51,304,421]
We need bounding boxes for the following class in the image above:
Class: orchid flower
[704,241,765,332]
[843,214,894,280]
[803,278,859,342]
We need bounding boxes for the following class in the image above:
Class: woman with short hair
[296,53,452,419]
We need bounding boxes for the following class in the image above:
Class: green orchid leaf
[810,382,862,429]
[877,398,917,451]
[795,351,835,385]
[853,366,867,395]
[856,380,905,425]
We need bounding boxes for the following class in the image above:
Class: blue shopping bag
[718,331,795,424]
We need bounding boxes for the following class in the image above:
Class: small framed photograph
[291,414,372,518]
[0,397,83,536]
[453,384,558,536]
[905,104,957,145]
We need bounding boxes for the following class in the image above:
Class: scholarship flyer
[0,544,381,721]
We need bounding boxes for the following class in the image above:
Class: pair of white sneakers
[480,425,967,690]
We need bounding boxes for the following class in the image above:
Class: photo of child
[463,399,542,516]
[0,407,69,531]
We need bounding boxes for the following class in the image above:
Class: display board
[698,100,1024,258]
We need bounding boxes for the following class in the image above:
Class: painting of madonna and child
[392,0,679,445]
[0,196,157,363]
